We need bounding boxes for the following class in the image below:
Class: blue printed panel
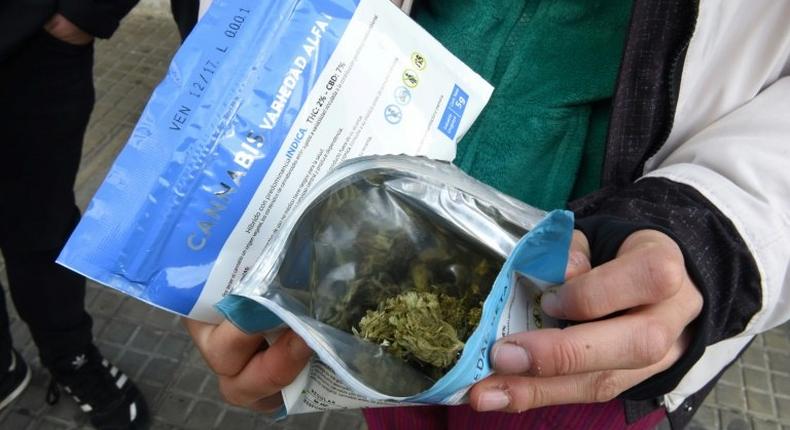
[58,0,358,315]
[438,85,469,140]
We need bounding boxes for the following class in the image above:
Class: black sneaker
[46,346,149,430]
[0,349,31,410]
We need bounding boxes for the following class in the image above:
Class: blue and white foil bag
[218,156,574,414]
[58,0,493,322]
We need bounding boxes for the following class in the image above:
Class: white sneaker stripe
[81,403,93,412]
[8,352,16,372]
[102,359,109,367]
[116,374,128,389]
[110,366,118,377]
[130,402,137,422]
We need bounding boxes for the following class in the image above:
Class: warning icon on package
[402,69,419,88]
[394,86,412,105]
[384,104,403,124]
[411,52,427,70]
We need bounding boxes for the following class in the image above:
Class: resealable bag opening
[218,155,574,408]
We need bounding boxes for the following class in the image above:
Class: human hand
[469,229,703,412]
[183,318,313,412]
[43,13,94,45]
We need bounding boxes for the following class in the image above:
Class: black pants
[0,30,95,370]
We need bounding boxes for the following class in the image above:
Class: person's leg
[364,400,667,430]
[0,30,149,428]
[363,405,448,430]
[169,0,199,41]
[3,243,93,368]
[0,30,94,369]
[0,283,13,372]
[0,281,31,410]
[445,401,666,430]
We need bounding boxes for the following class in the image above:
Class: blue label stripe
[438,84,469,140]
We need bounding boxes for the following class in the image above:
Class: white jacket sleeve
[648,76,790,335]
[646,75,790,411]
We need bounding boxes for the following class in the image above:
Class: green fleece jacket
[413,0,632,209]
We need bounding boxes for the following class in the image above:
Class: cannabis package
[57,0,493,322]
[218,155,575,415]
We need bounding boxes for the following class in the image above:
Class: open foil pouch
[217,155,574,414]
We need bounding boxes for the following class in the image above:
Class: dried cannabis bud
[306,180,502,379]
[356,291,465,369]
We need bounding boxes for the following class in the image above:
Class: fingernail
[491,342,531,374]
[288,335,313,360]
[477,389,510,411]
[568,251,586,268]
[540,288,563,318]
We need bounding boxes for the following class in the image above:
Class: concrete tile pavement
[1,7,789,430]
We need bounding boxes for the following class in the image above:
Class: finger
[491,307,683,377]
[220,329,313,407]
[248,393,284,413]
[492,276,702,378]
[565,230,592,280]
[662,270,704,325]
[473,335,686,412]
[542,231,685,320]
[183,317,267,376]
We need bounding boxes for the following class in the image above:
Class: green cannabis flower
[356,291,464,369]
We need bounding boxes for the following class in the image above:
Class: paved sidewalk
[1,8,789,430]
